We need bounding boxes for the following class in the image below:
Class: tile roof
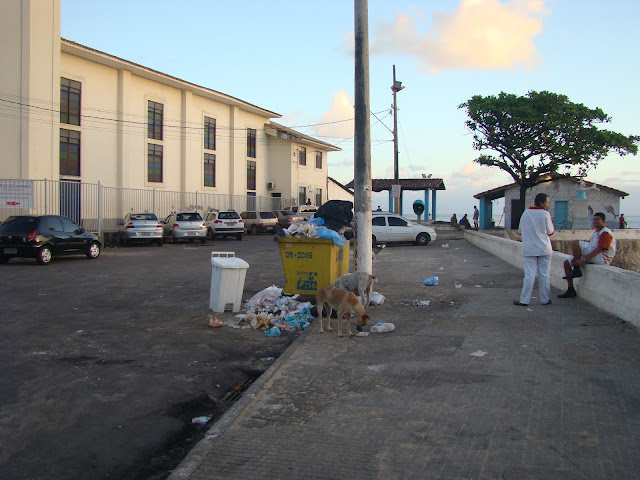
[344,178,446,191]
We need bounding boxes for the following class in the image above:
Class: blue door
[554,201,569,229]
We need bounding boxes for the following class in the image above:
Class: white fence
[0,179,294,235]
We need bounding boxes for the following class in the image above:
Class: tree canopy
[459,91,639,210]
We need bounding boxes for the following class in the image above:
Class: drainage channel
[222,375,257,402]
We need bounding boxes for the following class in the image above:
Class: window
[60,78,81,125]
[246,193,256,211]
[299,147,307,166]
[247,128,256,158]
[60,216,80,233]
[315,188,322,207]
[298,186,307,205]
[204,117,216,150]
[147,144,163,182]
[148,101,163,140]
[388,216,408,227]
[316,151,322,169]
[60,129,80,176]
[247,160,256,190]
[204,153,216,187]
[372,216,386,226]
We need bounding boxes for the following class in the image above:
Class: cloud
[315,91,355,139]
[371,0,550,73]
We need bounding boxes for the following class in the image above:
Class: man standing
[558,212,616,298]
[473,206,480,230]
[514,193,555,306]
[619,213,627,229]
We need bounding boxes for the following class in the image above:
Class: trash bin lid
[211,257,249,268]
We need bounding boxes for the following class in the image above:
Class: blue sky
[61,0,640,218]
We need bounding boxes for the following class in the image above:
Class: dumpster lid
[211,256,249,268]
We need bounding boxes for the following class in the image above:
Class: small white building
[327,177,354,203]
[474,175,628,230]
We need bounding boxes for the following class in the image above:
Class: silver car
[162,211,207,244]
[118,212,163,246]
[273,210,305,229]
[203,210,244,240]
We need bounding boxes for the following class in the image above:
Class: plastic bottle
[423,275,439,286]
[370,322,395,333]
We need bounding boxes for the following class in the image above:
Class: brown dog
[316,285,370,337]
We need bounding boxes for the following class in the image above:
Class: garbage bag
[314,200,353,232]
[316,226,347,247]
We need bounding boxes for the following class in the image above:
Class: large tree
[459,91,639,221]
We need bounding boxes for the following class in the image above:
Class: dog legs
[318,302,333,334]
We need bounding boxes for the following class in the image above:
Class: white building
[0,0,339,228]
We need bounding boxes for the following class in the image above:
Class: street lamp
[391,65,404,214]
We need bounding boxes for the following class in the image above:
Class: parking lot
[0,234,295,480]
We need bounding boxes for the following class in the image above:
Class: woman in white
[514,193,555,306]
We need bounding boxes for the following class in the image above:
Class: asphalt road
[0,234,295,480]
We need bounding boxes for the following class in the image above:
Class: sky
[61,0,640,218]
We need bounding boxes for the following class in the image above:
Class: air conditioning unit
[267,182,276,190]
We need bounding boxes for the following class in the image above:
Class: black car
[0,215,101,265]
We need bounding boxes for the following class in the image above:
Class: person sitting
[451,213,461,230]
[558,212,616,298]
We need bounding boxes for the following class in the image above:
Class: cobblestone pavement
[170,231,640,480]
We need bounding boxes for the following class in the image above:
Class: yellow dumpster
[277,237,349,295]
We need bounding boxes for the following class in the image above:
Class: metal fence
[0,179,294,235]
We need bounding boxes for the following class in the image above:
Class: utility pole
[353,0,372,274]
[391,65,404,215]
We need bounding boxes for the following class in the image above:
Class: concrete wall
[464,230,640,328]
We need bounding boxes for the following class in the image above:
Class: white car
[371,212,436,246]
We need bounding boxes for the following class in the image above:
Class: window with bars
[60,129,80,176]
[298,186,307,205]
[316,151,322,169]
[247,160,256,190]
[204,117,216,150]
[60,78,81,125]
[147,144,163,183]
[148,101,163,140]
[299,147,307,166]
[204,153,216,187]
[315,188,322,207]
[247,128,256,158]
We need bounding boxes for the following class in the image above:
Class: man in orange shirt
[558,212,616,298]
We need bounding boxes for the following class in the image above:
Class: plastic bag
[264,326,281,337]
[244,286,282,309]
[316,226,347,246]
[370,322,395,333]
[423,276,438,286]
[368,292,385,305]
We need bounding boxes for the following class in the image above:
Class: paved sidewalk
[170,231,640,480]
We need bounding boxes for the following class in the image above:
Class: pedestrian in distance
[451,213,461,230]
[306,198,312,206]
[558,212,616,298]
[461,214,471,230]
[514,193,555,307]
[619,213,627,229]
[473,206,480,230]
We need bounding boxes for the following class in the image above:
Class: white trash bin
[209,252,249,312]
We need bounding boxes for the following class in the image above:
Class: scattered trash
[423,276,439,286]
[355,331,370,337]
[526,308,534,312]
[260,357,275,362]
[368,292,385,305]
[450,301,455,304]
[209,316,224,328]
[412,300,431,306]
[463,259,467,262]
[264,326,281,337]
[441,243,449,248]
[370,322,395,333]
[455,283,463,289]
[470,350,487,357]
[237,286,315,334]
[191,415,213,425]
[439,267,444,270]
[474,284,482,288]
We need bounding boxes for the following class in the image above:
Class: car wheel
[236,234,243,241]
[416,233,430,246]
[372,234,377,246]
[250,225,258,235]
[0,256,9,264]
[37,246,52,265]
[167,234,173,244]
[119,233,125,246]
[157,238,163,247]
[122,234,128,246]
[86,242,101,259]
[200,238,206,244]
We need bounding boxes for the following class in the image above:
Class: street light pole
[391,65,404,215]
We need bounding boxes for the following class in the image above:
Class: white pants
[568,241,606,265]
[520,255,552,305]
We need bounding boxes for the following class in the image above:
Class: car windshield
[131,213,157,221]
[279,211,295,216]
[219,212,240,219]
[176,213,202,221]
[0,216,39,231]
[260,212,276,219]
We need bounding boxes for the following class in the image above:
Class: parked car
[203,210,244,240]
[273,210,305,230]
[118,212,163,246]
[161,211,207,244]
[0,215,101,265]
[240,211,278,235]
[283,204,318,219]
[371,212,437,246]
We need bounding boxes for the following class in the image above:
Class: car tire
[157,239,163,247]
[208,228,216,240]
[200,238,206,244]
[372,234,377,246]
[86,241,101,259]
[0,256,9,264]
[37,246,53,265]
[167,234,173,244]
[122,235,128,246]
[250,225,258,236]
[236,234,243,241]
[416,233,430,246]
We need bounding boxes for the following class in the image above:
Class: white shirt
[519,207,554,257]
